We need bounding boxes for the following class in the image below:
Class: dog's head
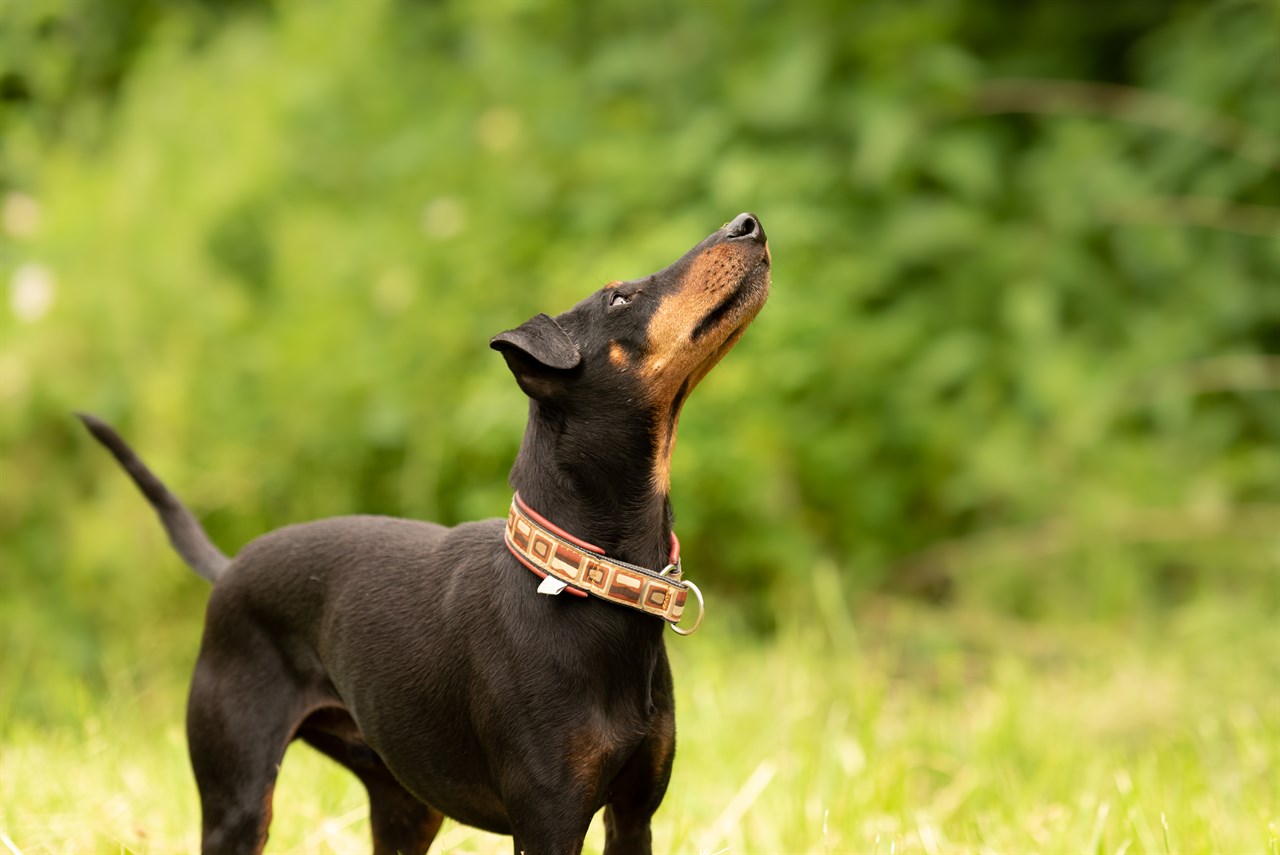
[492,213,770,494]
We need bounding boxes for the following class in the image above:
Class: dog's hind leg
[185,633,312,854]
[298,722,443,855]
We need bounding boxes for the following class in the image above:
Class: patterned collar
[503,492,704,635]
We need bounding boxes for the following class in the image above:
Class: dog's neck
[508,399,673,573]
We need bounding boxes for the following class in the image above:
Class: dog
[78,212,770,854]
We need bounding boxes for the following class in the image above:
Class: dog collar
[503,492,704,635]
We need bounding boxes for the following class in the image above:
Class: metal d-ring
[670,579,704,636]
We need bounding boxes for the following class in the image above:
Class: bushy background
[1,1,1277,839]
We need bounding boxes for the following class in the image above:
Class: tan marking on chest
[647,706,676,782]
[567,722,622,795]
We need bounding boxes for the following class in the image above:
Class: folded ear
[490,313,581,398]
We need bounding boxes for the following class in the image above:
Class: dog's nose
[724,212,765,243]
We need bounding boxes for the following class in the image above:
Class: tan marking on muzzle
[643,244,750,392]
[641,241,768,493]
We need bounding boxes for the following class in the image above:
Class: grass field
[2,590,1276,854]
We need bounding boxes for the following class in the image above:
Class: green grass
[2,594,1276,854]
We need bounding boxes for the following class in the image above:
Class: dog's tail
[76,412,231,583]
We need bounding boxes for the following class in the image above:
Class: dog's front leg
[599,733,672,855]
[507,804,591,855]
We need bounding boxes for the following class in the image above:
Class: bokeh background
[1,0,1277,852]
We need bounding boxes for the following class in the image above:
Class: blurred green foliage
[1,0,1277,721]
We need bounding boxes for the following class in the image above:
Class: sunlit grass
[2,594,1276,854]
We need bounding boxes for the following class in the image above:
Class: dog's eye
[610,294,632,308]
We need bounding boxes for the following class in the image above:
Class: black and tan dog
[78,212,770,854]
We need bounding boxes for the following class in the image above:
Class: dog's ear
[490,313,581,398]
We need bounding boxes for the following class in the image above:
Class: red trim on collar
[505,542,590,598]
[513,492,605,555]
[512,492,680,567]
